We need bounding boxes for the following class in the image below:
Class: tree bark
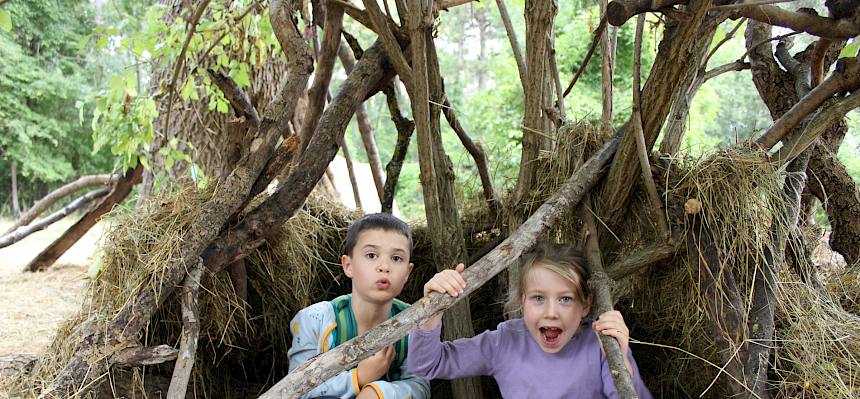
[260,134,620,399]
[5,174,118,234]
[0,187,110,249]
[380,84,415,214]
[602,1,722,229]
[807,143,860,264]
[25,165,143,272]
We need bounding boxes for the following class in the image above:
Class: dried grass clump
[771,270,860,398]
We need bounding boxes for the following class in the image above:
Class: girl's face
[521,265,591,353]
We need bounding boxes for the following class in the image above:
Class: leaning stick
[166,263,205,399]
[0,188,110,249]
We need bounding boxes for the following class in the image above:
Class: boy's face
[342,228,413,305]
[522,265,590,353]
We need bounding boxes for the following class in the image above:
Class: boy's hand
[356,345,395,387]
[419,264,466,330]
[423,263,466,297]
[593,310,634,374]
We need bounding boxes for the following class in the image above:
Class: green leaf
[180,78,194,101]
[0,10,11,32]
[216,99,228,114]
[840,40,859,58]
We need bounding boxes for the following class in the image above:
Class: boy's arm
[288,302,362,398]
[359,363,431,399]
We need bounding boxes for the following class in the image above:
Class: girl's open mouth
[540,327,562,346]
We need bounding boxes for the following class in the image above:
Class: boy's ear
[407,262,414,274]
[341,254,353,277]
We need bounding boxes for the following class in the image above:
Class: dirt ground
[0,218,103,356]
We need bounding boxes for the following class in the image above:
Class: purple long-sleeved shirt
[408,319,653,399]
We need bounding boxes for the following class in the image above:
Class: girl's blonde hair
[505,243,593,316]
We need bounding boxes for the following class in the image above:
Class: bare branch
[331,0,374,31]
[702,60,750,81]
[111,345,178,367]
[4,174,119,234]
[495,0,527,89]
[381,84,415,213]
[579,196,641,398]
[734,4,860,38]
[703,18,747,69]
[441,97,498,214]
[0,188,110,249]
[206,69,261,128]
[756,57,860,150]
[299,4,344,152]
[606,0,686,27]
[340,137,364,211]
[563,16,607,98]
[710,0,797,10]
[166,263,204,399]
[361,0,413,85]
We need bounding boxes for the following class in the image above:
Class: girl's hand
[593,310,630,354]
[423,263,466,297]
[419,264,466,330]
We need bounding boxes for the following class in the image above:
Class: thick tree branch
[580,196,640,399]
[299,5,344,152]
[361,0,413,85]
[0,188,110,249]
[5,174,119,234]
[606,0,687,26]
[755,57,860,150]
[110,345,178,367]
[260,134,621,399]
[733,4,860,39]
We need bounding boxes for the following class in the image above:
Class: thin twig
[702,18,747,69]
[710,0,797,11]
[563,15,607,98]
[547,34,565,118]
[495,0,526,90]
[162,0,212,150]
[441,96,498,215]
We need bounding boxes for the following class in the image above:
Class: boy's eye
[392,255,404,263]
[366,252,378,259]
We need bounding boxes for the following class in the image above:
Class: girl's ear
[341,254,353,277]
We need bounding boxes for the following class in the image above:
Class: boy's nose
[377,261,390,273]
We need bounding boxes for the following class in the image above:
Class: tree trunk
[10,161,20,219]
[25,165,143,272]
[5,174,119,235]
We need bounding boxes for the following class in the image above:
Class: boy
[288,213,430,399]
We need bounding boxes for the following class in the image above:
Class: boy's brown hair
[342,213,413,261]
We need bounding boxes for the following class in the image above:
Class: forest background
[2,0,857,222]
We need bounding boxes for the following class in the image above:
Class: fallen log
[0,188,110,249]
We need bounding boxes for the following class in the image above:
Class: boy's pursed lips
[375,278,390,289]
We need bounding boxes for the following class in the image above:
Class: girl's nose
[545,301,559,318]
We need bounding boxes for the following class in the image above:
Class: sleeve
[361,360,430,399]
[407,323,499,380]
[288,302,361,399]
[600,348,653,399]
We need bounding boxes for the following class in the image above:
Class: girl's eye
[531,295,545,303]
[560,296,574,304]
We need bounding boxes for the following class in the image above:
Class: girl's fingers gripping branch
[423,263,467,297]
[593,310,630,353]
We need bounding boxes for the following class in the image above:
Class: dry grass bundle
[770,270,860,398]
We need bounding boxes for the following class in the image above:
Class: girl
[408,243,652,398]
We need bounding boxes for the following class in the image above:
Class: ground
[0,218,102,356]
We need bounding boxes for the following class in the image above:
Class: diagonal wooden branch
[733,4,860,39]
[361,0,413,85]
[579,196,640,399]
[165,262,205,399]
[36,1,312,395]
[755,57,860,150]
[260,134,621,399]
[771,89,860,166]
[563,16,607,98]
[200,40,391,274]
[606,0,687,26]
[25,164,143,273]
[5,174,119,234]
[441,96,498,215]
[299,4,344,153]
[0,187,110,249]
[340,136,364,211]
[109,345,178,368]
[206,68,261,128]
[495,0,527,89]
